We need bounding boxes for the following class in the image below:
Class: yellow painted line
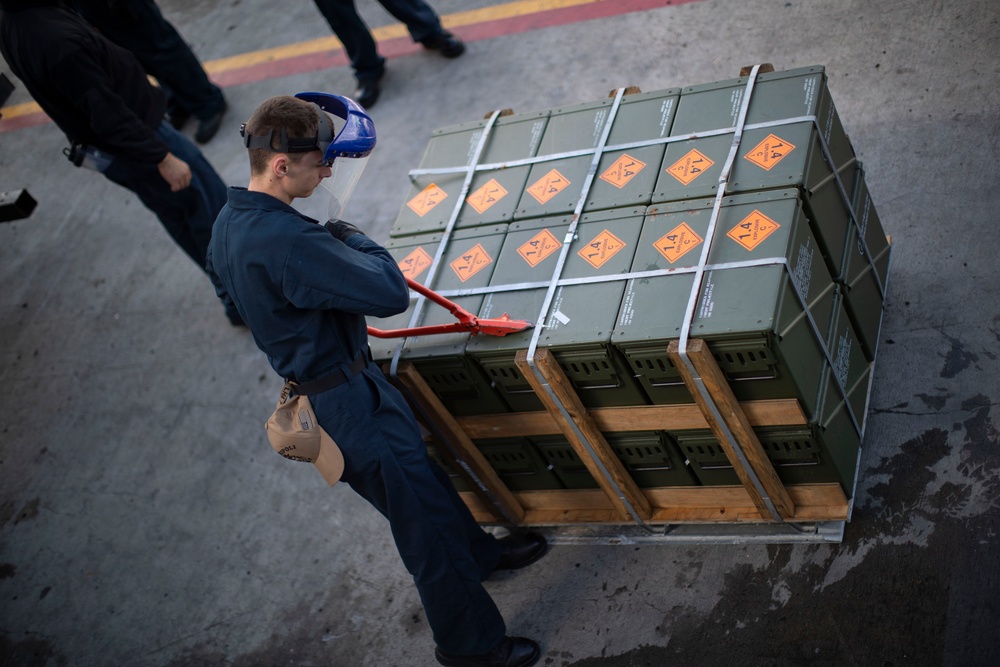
[206,0,601,73]
[1,100,42,120]
[3,0,611,119]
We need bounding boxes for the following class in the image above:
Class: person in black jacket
[0,0,239,324]
[70,0,228,144]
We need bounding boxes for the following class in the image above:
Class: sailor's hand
[324,220,366,241]
[157,153,192,192]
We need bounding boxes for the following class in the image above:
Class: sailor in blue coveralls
[205,93,546,667]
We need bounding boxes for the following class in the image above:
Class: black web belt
[292,353,368,396]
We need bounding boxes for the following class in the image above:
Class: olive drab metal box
[368,232,443,362]
[398,224,512,416]
[391,110,549,237]
[513,88,681,221]
[513,98,615,222]
[840,165,891,360]
[586,88,680,214]
[533,430,698,490]
[386,65,890,502]
[613,189,846,421]
[675,290,872,494]
[465,212,648,412]
[652,66,855,218]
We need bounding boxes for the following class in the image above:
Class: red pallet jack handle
[367,278,534,338]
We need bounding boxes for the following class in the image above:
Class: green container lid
[670,65,854,167]
[515,88,682,219]
[391,110,549,237]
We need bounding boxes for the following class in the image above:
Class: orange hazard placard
[665,149,715,186]
[465,178,509,214]
[450,243,494,282]
[406,183,448,217]
[397,247,434,280]
[526,169,571,205]
[727,210,781,251]
[517,228,562,267]
[743,134,796,171]
[655,223,704,263]
[599,154,647,189]
[577,229,627,269]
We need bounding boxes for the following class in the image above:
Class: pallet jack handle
[367,278,534,339]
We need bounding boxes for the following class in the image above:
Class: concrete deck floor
[1,0,999,665]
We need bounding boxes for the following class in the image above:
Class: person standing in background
[72,0,229,143]
[0,0,241,325]
[312,0,465,108]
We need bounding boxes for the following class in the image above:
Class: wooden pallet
[390,339,851,528]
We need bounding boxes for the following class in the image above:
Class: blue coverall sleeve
[281,223,410,317]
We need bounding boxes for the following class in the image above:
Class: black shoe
[495,531,547,572]
[435,636,540,667]
[353,69,384,109]
[195,100,228,144]
[421,30,466,58]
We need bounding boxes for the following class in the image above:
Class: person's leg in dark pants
[317,369,507,656]
[101,122,237,320]
[374,0,443,42]
[73,0,227,140]
[312,0,386,85]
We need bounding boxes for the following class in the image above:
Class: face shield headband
[240,103,337,158]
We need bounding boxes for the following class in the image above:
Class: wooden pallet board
[459,483,849,525]
[389,340,852,528]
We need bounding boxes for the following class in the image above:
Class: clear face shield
[322,153,370,223]
[294,92,377,222]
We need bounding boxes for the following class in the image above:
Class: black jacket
[0,0,168,162]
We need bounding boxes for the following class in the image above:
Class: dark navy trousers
[312,0,444,82]
[74,0,226,120]
[312,363,506,655]
[102,121,235,318]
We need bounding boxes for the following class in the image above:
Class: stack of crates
[373,65,889,498]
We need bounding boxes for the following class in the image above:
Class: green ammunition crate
[533,430,698,490]
[513,89,681,220]
[587,88,680,213]
[653,67,858,271]
[673,291,871,494]
[842,244,891,363]
[466,211,649,412]
[667,65,854,167]
[400,225,512,416]
[819,290,873,432]
[675,424,858,490]
[474,437,565,491]
[369,232,443,363]
[514,98,613,221]
[839,165,891,360]
[613,190,841,420]
[391,110,549,237]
